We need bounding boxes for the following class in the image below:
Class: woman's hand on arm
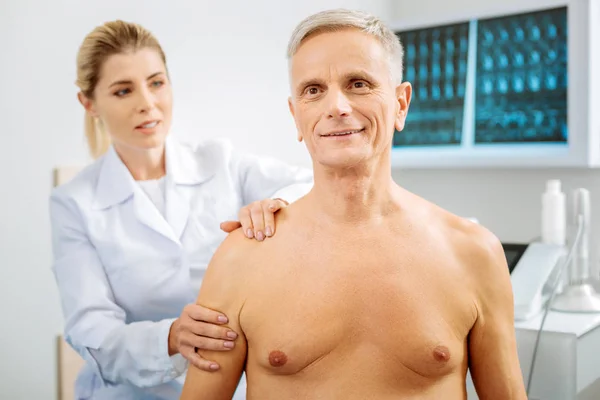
[168,303,240,371]
[220,197,289,240]
[180,230,250,400]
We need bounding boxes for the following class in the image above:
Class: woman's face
[80,47,173,154]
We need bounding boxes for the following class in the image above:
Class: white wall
[0,1,392,398]
[389,0,600,279]
[391,0,568,27]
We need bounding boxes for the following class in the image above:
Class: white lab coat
[49,136,313,400]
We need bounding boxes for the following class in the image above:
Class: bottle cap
[546,179,561,193]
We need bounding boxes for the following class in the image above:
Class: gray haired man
[181,8,526,400]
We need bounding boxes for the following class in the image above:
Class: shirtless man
[180,9,527,400]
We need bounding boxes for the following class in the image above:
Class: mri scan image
[394,22,470,147]
[393,6,567,148]
[475,7,567,143]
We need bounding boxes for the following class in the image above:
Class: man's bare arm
[180,230,249,400]
[467,227,527,400]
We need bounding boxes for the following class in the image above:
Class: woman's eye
[353,81,366,89]
[152,80,164,88]
[115,89,130,96]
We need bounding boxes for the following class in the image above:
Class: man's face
[288,29,411,169]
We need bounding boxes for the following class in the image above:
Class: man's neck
[114,143,166,181]
[309,158,398,225]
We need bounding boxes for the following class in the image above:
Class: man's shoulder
[199,228,259,304]
[444,218,510,300]
[458,221,504,267]
[207,225,282,277]
[426,204,506,281]
[209,228,257,270]
[425,209,513,317]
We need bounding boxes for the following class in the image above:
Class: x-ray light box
[389,0,600,168]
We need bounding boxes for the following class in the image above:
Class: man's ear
[77,92,98,117]
[394,82,412,132]
[288,97,303,142]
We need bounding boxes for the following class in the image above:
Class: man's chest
[241,244,476,381]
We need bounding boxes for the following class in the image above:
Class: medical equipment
[507,179,568,321]
[505,184,600,396]
[507,183,600,319]
[526,214,584,396]
[508,241,566,321]
[552,188,600,313]
[502,216,583,395]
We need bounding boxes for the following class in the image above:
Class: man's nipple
[268,350,288,367]
[433,345,450,362]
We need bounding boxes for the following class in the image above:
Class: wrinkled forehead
[289,29,391,87]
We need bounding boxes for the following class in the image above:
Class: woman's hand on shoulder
[220,198,288,241]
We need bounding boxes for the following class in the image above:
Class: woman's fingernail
[246,229,254,238]
[224,341,235,348]
[210,363,220,370]
[218,315,228,323]
[227,331,238,339]
[265,227,273,237]
[256,231,265,241]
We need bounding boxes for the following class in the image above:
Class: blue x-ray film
[474,7,567,143]
[393,22,470,147]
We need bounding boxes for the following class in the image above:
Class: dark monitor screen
[501,243,529,274]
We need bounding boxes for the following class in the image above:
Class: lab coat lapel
[164,136,216,240]
[93,146,135,210]
[165,181,189,241]
[132,185,179,243]
[93,144,179,244]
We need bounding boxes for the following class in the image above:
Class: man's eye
[307,87,319,95]
[353,81,366,89]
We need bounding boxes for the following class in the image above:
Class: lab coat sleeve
[231,148,314,205]
[49,192,188,388]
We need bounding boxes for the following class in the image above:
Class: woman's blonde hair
[76,20,167,159]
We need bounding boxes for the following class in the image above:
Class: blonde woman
[49,20,312,399]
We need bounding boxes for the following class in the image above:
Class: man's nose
[326,90,352,118]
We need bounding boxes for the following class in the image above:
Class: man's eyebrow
[295,78,326,95]
[108,71,164,88]
[342,70,378,83]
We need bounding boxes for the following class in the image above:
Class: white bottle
[541,179,566,245]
